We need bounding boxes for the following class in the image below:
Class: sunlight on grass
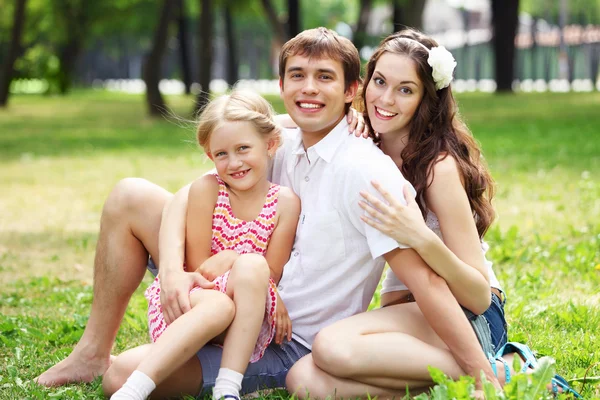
[1,91,599,399]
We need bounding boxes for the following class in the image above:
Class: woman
[285,29,580,398]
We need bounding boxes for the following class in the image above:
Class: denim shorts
[196,339,311,397]
[481,292,508,352]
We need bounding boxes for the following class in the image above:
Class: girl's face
[365,52,424,138]
[208,121,276,192]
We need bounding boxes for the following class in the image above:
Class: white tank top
[380,210,502,294]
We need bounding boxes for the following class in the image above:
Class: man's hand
[159,268,214,324]
[274,292,292,344]
[195,250,239,281]
[347,108,370,138]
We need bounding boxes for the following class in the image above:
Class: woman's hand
[274,292,292,344]
[347,108,370,138]
[359,182,430,249]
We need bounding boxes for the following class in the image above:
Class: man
[38,28,499,397]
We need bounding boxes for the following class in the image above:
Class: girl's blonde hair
[196,90,282,151]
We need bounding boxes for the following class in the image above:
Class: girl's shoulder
[189,174,221,203]
[275,186,301,218]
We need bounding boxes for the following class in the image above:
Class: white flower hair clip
[427,46,457,90]
[398,38,457,90]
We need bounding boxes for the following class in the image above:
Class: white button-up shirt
[269,119,414,348]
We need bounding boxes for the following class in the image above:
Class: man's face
[280,55,357,139]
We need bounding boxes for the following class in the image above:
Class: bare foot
[35,348,111,387]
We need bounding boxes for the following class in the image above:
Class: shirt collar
[291,118,349,163]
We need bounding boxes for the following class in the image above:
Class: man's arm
[384,248,501,389]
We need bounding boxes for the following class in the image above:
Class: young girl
[286,28,579,398]
[107,90,300,400]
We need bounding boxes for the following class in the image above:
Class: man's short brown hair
[279,27,361,91]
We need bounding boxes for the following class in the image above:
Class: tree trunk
[224,2,238,87]
[195,0,213,113]
[287,0,300,38]
[177,0,192,94]
[57,38,83,94]
[143,0,176,117]
[392,0,425,32]
[491,0,520,92]
[261,0,288,46]
[0,0,27,108]
[354,0,372,52]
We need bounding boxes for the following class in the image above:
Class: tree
[261,0,288,46]
[177,0,192,94]
[287,0,301,38]
[52,0,89,94]
[142,0,177,116]
[0,0,27,107]
[353,0,372,52]
[195,0,213,113]
[223,0,238,87]
[392,0,426,32]
[491,0,520,92]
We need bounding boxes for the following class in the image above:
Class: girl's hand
[359,182,429,248]
[196,250,239,281]
[274,292,292,344]
[347,108,370,138]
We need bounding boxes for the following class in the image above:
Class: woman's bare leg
[288,302,506,397]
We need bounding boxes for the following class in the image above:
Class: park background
[1,0,599,398]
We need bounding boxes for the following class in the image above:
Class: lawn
[0,90,599,399]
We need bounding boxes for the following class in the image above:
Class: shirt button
[279,285,284,291]
[294,251,299,257]
[304,176,310,182]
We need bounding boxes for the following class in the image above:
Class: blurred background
[1,0,600,114]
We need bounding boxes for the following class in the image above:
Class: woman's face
[365,52,424,137]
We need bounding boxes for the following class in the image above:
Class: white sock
[212,368,243,399]
[111,370,157,400]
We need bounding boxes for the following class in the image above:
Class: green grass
[0,90,599,399]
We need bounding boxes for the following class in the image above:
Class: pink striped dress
[144,174,280,362]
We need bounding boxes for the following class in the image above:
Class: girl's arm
[185,175,220,270]
[360,156,490,314]
[263,187,301,283]
[159,183,214,325]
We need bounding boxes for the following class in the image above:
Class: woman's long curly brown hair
[361,29,495,237]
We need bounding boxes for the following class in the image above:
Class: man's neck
[300,115,345,149]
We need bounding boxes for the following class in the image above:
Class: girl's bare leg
[103,345,205,399]
[104,289,235,399]
[220,254,271,373]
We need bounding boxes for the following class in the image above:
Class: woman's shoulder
[428,154,463,187]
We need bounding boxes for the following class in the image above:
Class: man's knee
[311,327,357,378]
[104,178,153,219]
[230,254,270,288]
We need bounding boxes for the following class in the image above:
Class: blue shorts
[482,292,508,352]
[197,339,311,397]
